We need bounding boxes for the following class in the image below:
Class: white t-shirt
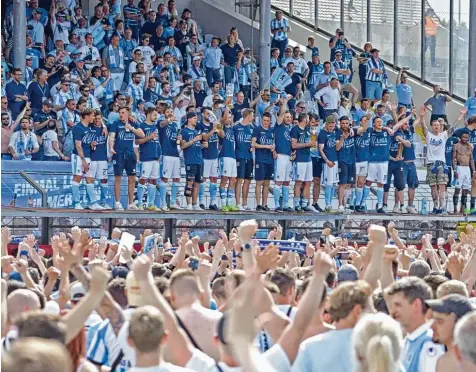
[129,363,194,372]
[41,130,59,157]
[140,46,156,68]
[426,131,448,163]
[314,86,340,110]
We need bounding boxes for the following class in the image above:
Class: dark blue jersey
[110,120,139,153]
[402,126,416,161]
[197,121,219,160]
[159,121,180,157]
[336,130,355,165]
[139,122,161,161]
[252,126,274,164]
[219,125,236,159]
[72,123,94,158]
[181,126,204,165]
[354,127,370,163]
[389,130,403,164]
[233,123,253,160]
[274,122,292,156]
[318,128,338,162]
[290,125,311,163]
[368,128,390,162]
[90,126,108,161]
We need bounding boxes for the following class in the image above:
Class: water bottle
[420,198,428,215]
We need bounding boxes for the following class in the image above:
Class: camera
[338,31,344,37]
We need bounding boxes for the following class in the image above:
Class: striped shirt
[332,60,349,84]
[271,18,290,41]
[365,57,385,82]
[123,4,141,27]
[237,58,252,86]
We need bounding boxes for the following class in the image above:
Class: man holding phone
[328,28,350,61]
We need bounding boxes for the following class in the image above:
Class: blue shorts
[338,162,356,185]
[366,81,383,100]
[384,161,404,192]
[255,161,274,181]
[403,162,419,188]
[237,158,253,180]
[113,151,137,176]
[312,157,323,179]
[185,164,203,183]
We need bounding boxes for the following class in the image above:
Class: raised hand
[238,219,258,243]
[132,255,152,282]
[313,251,333,277]
[368,225,387,245]
[89,266,111,294]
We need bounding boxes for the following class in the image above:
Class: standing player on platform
[136,107,161,211]
[336,116,355,212]
[419,106,449,214]
[452,132,475,214]
[158,107,182,210]
[197,107,220,211]
[384,124,405,213]
[90,111,111,209]
[217,113,237,211]
[291,113,317,212]
[401,112,419,214]
[71,108,104,210]
[234,109,254,210]
[180,112,204,210]
[354,115,370,211]
[318,116,338,212]
[273,96,294,212]
[309,113,323,212]
[109,107,145,210]
[252,112,275,211]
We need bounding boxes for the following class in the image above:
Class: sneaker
[137,204,144,210]
[221,205,230,212]
[193,205,204,211]
[170,204,183,210]
[470,208,476,215]
[115,202,124,211]
[146,205,160,211]
[161,205,170,212]
[127,203,139,210]
[256,205,262,211]
[262,205,270,212]
[464,208,470,216]
[101,203,112,210]
[228,205,239,212]
[325,206,332,213]
[295,206,303,212]
[354,205,363,212]
[275,207,284,213]
[74,203,84,210]
[236,204,245,211]
[441,209,448,215]
[407,206,418,214]
[244,205,252,211]
[89,203,106,210]
[303,205,318,212]
[381,206,388,213]
[186,205,194,211]
[430,207,438,214]
[399,206,407,214]
[392,205,400,213]
[377,207,386,214]
[437,209,443,215]
[199,204,206,210]
[283,206,294,213]
[338,205,345,213]
[313,203,323,212]
[209,204,219,211]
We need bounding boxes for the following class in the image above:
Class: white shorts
[455,165,471,190]
[219,157,237,178]
[90,160,108,180]
[293,161,313,182]
[356,161,369,177]
[71,153,92,178]
[275,154,293,182]
[161,156,181,179]
[322,161,339,186]
[139,160,160,180]
[203,158,219,178]
[367,162,389,184]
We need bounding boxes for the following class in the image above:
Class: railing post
[366,0,371,42]
[421,0,426,82]
[449,0,454,94]
[314,0,318,29]
[393,0,398,67]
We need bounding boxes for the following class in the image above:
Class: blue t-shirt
[159,122,180,157]
[290,125,311,163]
[318,129,338,162]
[197,122,219,160]
[396,83,413,105]
[110,120,139,153]
[354,128,370,163]
[445,137,459,166]
[336,131,355,165]
[181,126,204,165]
[72,123,93,158]
[368,128,390,162]
[389,130,403,165]
[233,123,253,160]
[252,126,274,164]
[274,123,292,156]
[219,125,236,159]
[90,126,108,161]
[424,95,448,115]
[139,122,161,162]
[402,126,416,161]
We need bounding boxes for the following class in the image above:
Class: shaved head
[7,289,41,323]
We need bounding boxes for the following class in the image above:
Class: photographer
[328,28,351,62]
[424,85,452,123]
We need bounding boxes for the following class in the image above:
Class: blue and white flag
[256,239,306,254]
[270,67,292,91]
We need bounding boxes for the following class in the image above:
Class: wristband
[306,256,313,259]
[242,242,252,251]
[157,243,164,248]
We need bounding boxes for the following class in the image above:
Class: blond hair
[436,279,469,298]
[2,337,72,372]
[328,280,372,322]
[128,306,165,352]
[353,313,403,372]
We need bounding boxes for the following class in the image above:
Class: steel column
[420,0,426,82]
[314,0,319,29]
[12,0,26,76]
[366,0,371,42]
[449,0,454,93]
[259,0,271,90]
[393,0,398,67]
[340,0,345,31]
[469,0,476,96]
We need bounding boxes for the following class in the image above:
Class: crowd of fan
[2,2,476,214]
[1,220,476,372]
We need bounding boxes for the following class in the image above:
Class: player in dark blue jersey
[197,107,220,211]
[291,113,317,212]
[158,107,181,210]
[383,124,405,213]
[135,107,162,211]
[400,112,420,214]
[109,107,145,210]
[90,111,111,209]
[180,112,204,210]
[354,115,370,210]
[309,113,323,211]
[336,116,356,212]
[318,116,338,212]
[252,112,275,211]
[71,108,104,210]
[234,108,255,210]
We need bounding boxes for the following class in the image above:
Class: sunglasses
[82,90,90,93]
